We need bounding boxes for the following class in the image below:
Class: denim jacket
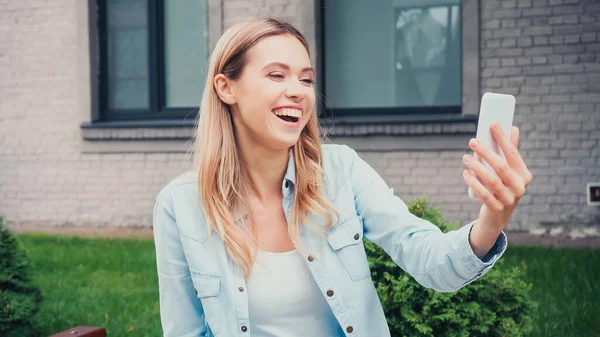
[152,144,507,337]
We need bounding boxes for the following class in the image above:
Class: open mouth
[275,115,299,123]
[272,108,302,124]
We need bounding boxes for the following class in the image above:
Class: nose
[284,78,305,101]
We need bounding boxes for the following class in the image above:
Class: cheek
[304,90,316,119]
[308,90,316,106]
[249,82,282,109]
[238,85,275,116]
[305,86,316,100]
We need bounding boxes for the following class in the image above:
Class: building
[1,0,599,235]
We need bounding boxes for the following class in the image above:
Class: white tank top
[247,249,341,337]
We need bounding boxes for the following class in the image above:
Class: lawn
[16,234,600,337]
[500,245,600,337]
[18,234,161,337]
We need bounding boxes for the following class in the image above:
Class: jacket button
[307,255,315,262]
[241,325,248,332]
[354,233,360,240]
[238,287,244,292]
[326,290,334,297]
[194,289,198,296]
[284,181,289,188]
[346,326,354,333]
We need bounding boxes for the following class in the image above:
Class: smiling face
[215,34,316,152]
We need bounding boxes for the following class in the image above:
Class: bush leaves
[366,197,537,337]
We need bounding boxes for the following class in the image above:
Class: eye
[268,72,284,79]
[301,78,314,85]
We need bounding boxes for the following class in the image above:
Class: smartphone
[468,92,516,200]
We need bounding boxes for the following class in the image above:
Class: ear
[214,74,237,105]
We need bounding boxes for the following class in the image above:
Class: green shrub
[366,197,537,337]
[0,216,42,337]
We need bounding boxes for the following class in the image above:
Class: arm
[153,189,208,336]
[346,147,507,292]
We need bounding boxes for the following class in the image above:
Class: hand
[462,123,533,232]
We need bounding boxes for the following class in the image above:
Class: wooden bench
[49,326,106,337]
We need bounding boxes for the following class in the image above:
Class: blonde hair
[193,18,338,280]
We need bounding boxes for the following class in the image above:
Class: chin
[266,128,305,150]
[271,134,301,150]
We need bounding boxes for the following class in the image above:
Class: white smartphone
[468,92,516,200]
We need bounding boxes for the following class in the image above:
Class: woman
[153,18,532,337]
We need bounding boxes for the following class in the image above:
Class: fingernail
[463,154,471,163]
[470,139,479,148]
[493,123,501,130]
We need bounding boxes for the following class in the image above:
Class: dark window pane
[107,0,149,109]
[394,5,461,106]
[164,0,208,108]
[324,0,461,110]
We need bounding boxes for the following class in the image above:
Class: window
[98,0,208,121]
[320,0,462,119]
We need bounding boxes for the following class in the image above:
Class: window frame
[96,0,203,122]
[316,0,478,124]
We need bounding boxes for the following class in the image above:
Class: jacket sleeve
[345,146,507,292]
[153,189,209,336]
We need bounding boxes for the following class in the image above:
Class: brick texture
[478,0,600,228]
[1,0,598,231]
[356,151,482,224]
[0,1,192,227]
[222,0,306,29]
[0,0,317,229]
[348,0,599,230]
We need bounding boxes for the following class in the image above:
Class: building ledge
[81,120,195,140]
[81,115,477,141]
[80,117,477,153]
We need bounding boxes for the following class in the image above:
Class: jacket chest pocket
[327,216,371,282]
[190,271,222,335]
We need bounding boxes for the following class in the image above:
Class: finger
[463,170,505,212]
[468,140,527,195]
[489,123,527,172]
[463,154,515,205]
[505,125,533,186]
[524,170,533,187]
[507,126,533,186]
[469,138,515,185]
[510,126,519,148]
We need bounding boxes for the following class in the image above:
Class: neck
[238,140,289,203]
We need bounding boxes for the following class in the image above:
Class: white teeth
[272,108,302,118]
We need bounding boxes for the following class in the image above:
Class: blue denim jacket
[152,144,507,337]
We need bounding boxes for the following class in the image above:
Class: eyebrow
[262,62,314,74]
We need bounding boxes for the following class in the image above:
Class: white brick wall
[0,0,316,229]
[223,0,304,28]
[480,0,600,228]
[355,150,482,224]
[1,0,598,231]
[0,1,192,228]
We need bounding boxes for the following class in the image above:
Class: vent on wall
[587,183,600,206]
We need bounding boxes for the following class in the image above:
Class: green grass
[16,234,600,337]
[18,234,161,337]
[501,245,600,337]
